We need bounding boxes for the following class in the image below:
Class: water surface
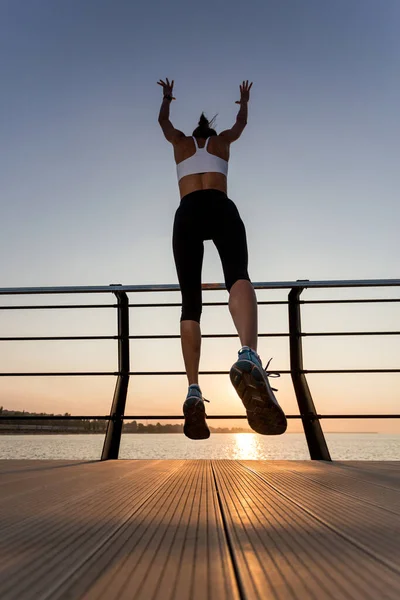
[0,433,399,461]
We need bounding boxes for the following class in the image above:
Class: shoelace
[187,389,210,403]
[264,357,280,392]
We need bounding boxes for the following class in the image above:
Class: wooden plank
[0,460,185,599]
[0,460,169,533]
[212,460,400,600]
[256,460,400,514]
[0,459,81,475]
[51,461,239,600]
[345,461,400,469]
[155,460,238,600]
[242,460,400,569]
[334,461,400,488]
[0,460,101,487]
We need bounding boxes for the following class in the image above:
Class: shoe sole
[183,401,210,440]
[230,361,287,435]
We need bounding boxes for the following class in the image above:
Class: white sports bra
[176,137,229,182]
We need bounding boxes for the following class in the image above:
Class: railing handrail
[1,278,400,296]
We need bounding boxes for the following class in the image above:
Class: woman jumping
[157,77,287,440]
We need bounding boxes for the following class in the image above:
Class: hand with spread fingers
[157,77,176,100]
[235,80,253,104]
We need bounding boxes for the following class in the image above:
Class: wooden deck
[0,460,399,600]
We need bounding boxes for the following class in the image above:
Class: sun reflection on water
[232,433,262,460]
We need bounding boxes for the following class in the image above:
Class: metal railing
[1,278,399,461]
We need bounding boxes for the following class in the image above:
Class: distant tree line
[0,408,250,434]
[123,421,248,433]
[0,408,108,433]
[124,421,183,434]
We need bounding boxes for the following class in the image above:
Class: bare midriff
[174,135,230,199]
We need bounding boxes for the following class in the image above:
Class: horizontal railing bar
[1,414,399,421]
[302,299,400,304]
[0,372,118,377]
[303,331,400,337]
[304,369,400,374]
[127,299,400,307]
[0,369,399,377]
[0,371,286,377]
[129,333,287,339]
[0,336,118,341]
[0,304,116,310]
[0,334,285,342]
[0,415,111,420]
[127,369,400,375]
[1,279,400,296]
[317,415,400,419]
[130,332,400,339]
[123,414,400,420]
[1,299,399,311]
[129,299,400,307]
[0,415,255,421]
[1,331,399,342]
[0,334,286,342]
[125,301,288,307]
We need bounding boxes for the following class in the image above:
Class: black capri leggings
[173,189,251,323]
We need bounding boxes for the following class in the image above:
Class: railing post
[101,290,130,460]
[288,286,331,461]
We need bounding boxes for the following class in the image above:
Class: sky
[0,0,399,434]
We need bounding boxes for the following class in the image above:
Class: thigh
[172,206,204,306]
[212,199,250,291]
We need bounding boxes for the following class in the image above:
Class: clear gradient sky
[0,0,399,432]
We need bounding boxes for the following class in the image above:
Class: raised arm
[157,78,185,145]
[219,80,253,143]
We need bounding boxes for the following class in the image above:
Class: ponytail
[192,112,218,138]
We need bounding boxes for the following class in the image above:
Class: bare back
[173,136,230,199]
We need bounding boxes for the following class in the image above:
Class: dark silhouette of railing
[1,279,399,460]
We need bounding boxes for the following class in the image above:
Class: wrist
[163,95,173,102]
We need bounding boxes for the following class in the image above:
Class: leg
[180,320,201,385]
[172,205,204,385]
[212,199,257,349]
[213,197,287,435]
[173,202,210,440]
[229,279,258,351]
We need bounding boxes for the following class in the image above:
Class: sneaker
[230,347,287,435]
[183,385,210,440]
